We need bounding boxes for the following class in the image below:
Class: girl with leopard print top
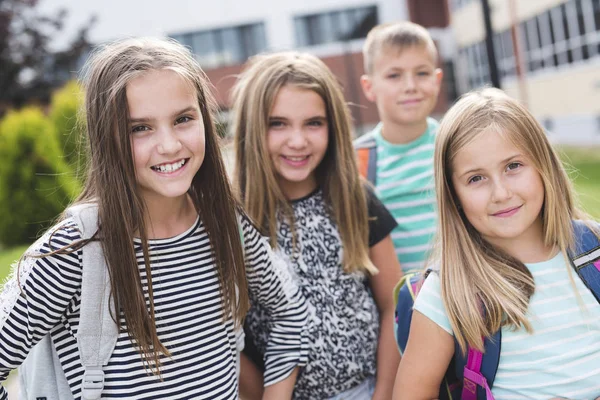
[231,51,403,400]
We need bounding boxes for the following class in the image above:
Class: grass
[559,147,600,219]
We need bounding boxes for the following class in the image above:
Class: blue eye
[417,71,431,76]
[387,73,400,79]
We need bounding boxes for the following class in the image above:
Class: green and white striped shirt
[361,119,438,274]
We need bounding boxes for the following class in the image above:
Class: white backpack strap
[235,213,245,378]
[67,204,118,400]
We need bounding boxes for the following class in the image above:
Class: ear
[434,68,444,88]
[360,74,376,103]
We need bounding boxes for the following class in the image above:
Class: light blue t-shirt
[366,118,438,274]
[414,253,600,399]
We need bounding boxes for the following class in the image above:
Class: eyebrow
[129,106,198,124]
[269,115,327,121]
[457,154,523,178]
[387,64,433,71]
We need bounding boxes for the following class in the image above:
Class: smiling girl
[232,52,402,400]
[0,38,308,399]
[393,88,600,399]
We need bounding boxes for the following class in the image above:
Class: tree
[0,0,96,111]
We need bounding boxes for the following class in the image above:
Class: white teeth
[285,156,308,161]
[153,159,186,173]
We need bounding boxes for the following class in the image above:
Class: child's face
[451,129,545,252]
[267,85,329,200]
[126,69,205,205]
[362,45,442,129]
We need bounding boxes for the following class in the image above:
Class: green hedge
[49,81,87,181]
[0,107,80,246]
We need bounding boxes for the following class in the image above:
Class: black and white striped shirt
[0,215,308,399]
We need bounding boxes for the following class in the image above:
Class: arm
[393,310,454,399]
[262,367,299,400]
[0,223,82,398]
[239,352,264,400]
[241,217,309,397]
[369,235,403,400]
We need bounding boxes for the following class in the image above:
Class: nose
[287,129,308,149]
[403,73,417,91]
[491,178,512,202]
[157,127,182,154]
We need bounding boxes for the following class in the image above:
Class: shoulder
[26,218,83,257]
[413,272,453,336]
[1,219,83,315]
[353,125,380,149]
[363,183,389,218]
[425,117,440,139]
[237,211,272,259]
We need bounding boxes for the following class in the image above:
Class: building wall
[450,0,600,143]
[42,0,455,131]
[452,0,570,47]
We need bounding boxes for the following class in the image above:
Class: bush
[49,81,87,180]
[0,107,80,246]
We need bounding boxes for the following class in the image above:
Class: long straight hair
[231,52,376,274]
[56,38,247,373]
[434,87,590,353]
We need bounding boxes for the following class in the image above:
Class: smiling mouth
[282,155,309,161]
[492,205,522,217]
[399,99,423,105]
[151,158,188,173]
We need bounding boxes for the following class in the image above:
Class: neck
[487,219,556,263]
[381,119,428,145]
[279,178,318,201]
[141,194,197,239]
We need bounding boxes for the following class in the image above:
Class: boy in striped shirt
[356,21,443,274]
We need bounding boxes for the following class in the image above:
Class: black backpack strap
[569,220,600,303]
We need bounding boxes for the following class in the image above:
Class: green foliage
[559,147,600,219]
[49,81,87,180]
[0,107,80,246]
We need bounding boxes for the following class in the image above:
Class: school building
[164,0,457,134]
[41,0,456,134]
[450,0,600,144]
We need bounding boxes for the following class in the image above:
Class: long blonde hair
[232,52,376,274]
[434,87,588,353]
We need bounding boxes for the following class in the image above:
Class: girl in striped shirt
[0,38,308,399]
[394,88,600,399]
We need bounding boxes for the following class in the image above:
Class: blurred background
[0,0,599,392]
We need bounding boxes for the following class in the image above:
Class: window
[294,6,378,47]
[171,23,267,69]
[450,0,475,11]
[458,0,600,90]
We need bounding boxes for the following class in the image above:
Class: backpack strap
[235,216,246,378]
[454,219,600,400]
[569,220,600,303]
[67,203,118,400]
[393,272,423,354]
[456,331,500,400]
[354,136,377,185]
